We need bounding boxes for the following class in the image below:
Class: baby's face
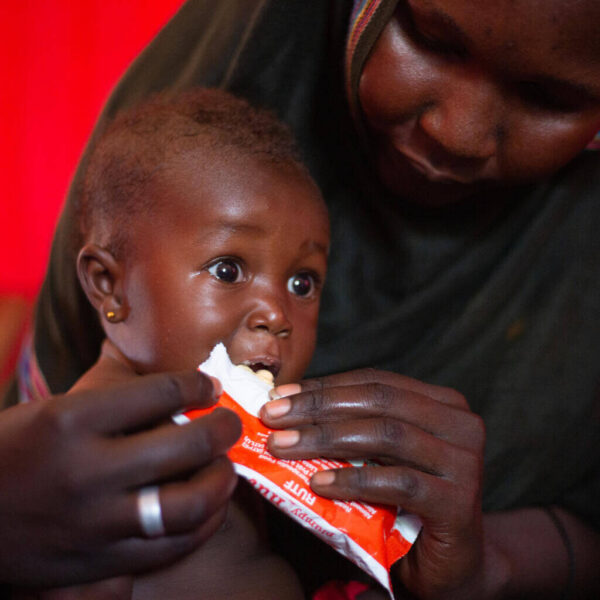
[116,151,329,384]
[359,0,600,206]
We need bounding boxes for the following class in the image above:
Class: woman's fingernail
[271,430,300,448]
[208,376,223,397]
[269,383,301,400]
[263,398,291,418]
[312,471,335,486]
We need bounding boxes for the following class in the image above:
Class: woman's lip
[399,149,478,185]
[385,134,485,185]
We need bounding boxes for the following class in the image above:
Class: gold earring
[106,311,116,321]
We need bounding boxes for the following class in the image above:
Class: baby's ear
[76,244,129,324]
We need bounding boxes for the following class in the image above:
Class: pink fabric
[313,580,370,600]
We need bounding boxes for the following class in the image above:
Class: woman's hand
[0,371,241,587]
[260,368,495,599]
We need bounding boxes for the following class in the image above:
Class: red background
[0,0,185,299]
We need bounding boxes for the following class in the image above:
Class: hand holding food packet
[174,343,421,597]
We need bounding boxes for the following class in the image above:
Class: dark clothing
[6,0,600,529]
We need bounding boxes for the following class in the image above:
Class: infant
[38,88,330,599]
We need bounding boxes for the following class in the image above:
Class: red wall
[0,0,185,298]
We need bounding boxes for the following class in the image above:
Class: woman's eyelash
[399,5,465,57]
[517,82,583,113]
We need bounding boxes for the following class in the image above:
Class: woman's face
[359,0,600,206]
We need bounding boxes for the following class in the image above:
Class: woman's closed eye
[287,271,321,299]
[516,80,594,114]
[398,3,466,59]
[206,258,245,283]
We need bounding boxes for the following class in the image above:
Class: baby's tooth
[236,364,254,374]
[256,369,274,385]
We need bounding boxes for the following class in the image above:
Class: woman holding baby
[2,0,599,597]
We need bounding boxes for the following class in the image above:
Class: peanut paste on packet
[173,343,421,597]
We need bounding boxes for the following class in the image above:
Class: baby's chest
[132,498,303,600]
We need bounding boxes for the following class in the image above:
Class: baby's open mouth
[237,360,280,385]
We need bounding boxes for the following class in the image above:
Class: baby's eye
[207,259,244,283]
[287,272,318,298]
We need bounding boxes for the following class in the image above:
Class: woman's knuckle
[367,382,395,411]
[461,449,483,482]
[157,373,184,406]
[354,367,381,385]
[316,423,335,447]
[38,400,76,436]
[378,417,405,448]
[305,388,324,418]
[397,470,420,499]
[344,466,370,492]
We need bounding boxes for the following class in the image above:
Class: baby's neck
[69,339,138,393]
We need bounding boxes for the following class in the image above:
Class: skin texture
[359,0,600,206]
[0,371,240,586]
[40,150,329,599]
[258,1,600,598]
[5,2,600,598]
[79,151,329,386]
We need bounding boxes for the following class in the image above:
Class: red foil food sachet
[174,343,421,597]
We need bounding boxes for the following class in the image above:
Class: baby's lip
[239,356,281,379]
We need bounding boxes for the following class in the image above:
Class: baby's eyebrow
[213,220,266,235]
[300,239,329,255]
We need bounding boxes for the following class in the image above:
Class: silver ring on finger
[137,486,166,538]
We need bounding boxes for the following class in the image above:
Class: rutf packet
[173,343,421,597]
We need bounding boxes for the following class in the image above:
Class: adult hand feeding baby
[261,369,489,599]
[177,344,421,597]
[0,370,240,587]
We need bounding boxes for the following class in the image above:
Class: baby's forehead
[150,149,327,224]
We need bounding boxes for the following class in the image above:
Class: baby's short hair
[78,87,307,257]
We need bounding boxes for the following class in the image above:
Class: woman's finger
[56,371,220,434]
[309,465,464,522]
[157,456,238,535]
[261,384,484,451]
[56,506,229,584]
[298,368,468,409]
[106,455,237,539]
[117,506,229,574]
[267,418,460,475]
[103,407,242,490]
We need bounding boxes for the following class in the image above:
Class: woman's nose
[246,293,292,338]
[420,68,501,160]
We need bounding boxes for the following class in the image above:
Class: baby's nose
[246,295,292,338]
